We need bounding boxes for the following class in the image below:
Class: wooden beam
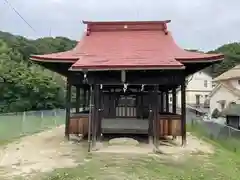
[181,77,187,146]
[172,88,177,114]
[65,79,71,139]
[87,70,184,85]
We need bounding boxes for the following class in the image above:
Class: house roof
[213,64,240,82]
[221,104,240,116]
[209,81,240,98]
[30,20,224,71]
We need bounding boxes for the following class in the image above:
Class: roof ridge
[83,20,170,33]
[213,64,240,81]
[222,82,240,97]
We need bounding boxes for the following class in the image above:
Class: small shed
[222,104,240,129]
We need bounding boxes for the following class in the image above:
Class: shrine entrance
[102,89,150,119]
[116,94,137,118]
[101,88,151,134]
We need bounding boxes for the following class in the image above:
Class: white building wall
[230,79,240,90]
[209,85,238,115]
[186,71,213,92]
[172,71,213,107]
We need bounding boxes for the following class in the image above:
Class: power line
[3,0,36,32]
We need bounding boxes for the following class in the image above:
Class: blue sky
[0,0,239,51]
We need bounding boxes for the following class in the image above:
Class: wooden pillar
[87,85,90,108]
[96,84,102,141]
[148,90,154,143]
[76,86,80,113]
[136,92,140,119]
[92,84,97,149]
[83,86,87,111]
[172,87,177,114]
[153,85,159,149]
[65,80,71,139]
[140,93,144,119]
[165,90,169,113]
[88,85,94,152]
[160,91,164,113]
[181,78,187,146]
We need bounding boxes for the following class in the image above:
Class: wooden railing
[158,114,182,136]
[116,106,136,118]
[68,112,182,137]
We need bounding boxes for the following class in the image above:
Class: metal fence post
[40,111,44,130]
[54,110,57,126]
[191,118,194,127]
[228,126,231,139]
[22,111,26,135]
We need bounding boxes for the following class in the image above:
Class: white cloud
[0,0,239,51]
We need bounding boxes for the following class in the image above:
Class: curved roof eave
[69,64,185,71]
[30,41,82,63]
[164,32,224,63]
[176,54,224,63]
[30,54,78,63]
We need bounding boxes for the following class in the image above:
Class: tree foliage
[206,43,240,77]
[0,31,77,113]
[211,108,220,118]
[187,43,240,78]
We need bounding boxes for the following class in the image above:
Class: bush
[211,108,220,118]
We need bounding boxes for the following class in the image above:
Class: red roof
[30,20,224,70]
[30,46,80,62]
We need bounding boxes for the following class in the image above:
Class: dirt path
[0,126,85,179]
[0,126,214,179]
[95,133,214,157]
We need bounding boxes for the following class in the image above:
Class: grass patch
[3,120,240,180]
[24,123,240,180]
[0,114,65,143]
[27,151,240,180]
[187,122,240,153]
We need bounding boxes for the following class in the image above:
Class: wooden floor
[101,118,149,134]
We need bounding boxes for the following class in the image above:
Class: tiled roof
[209,81,240,98]
[30,20,224,70]
[71,30,185,70]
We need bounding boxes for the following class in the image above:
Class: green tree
[0,31,76,113]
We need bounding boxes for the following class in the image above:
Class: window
[220,102,225,110]
[229,102,236,106]
[195,95,200,105]
[204,80,208,88]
